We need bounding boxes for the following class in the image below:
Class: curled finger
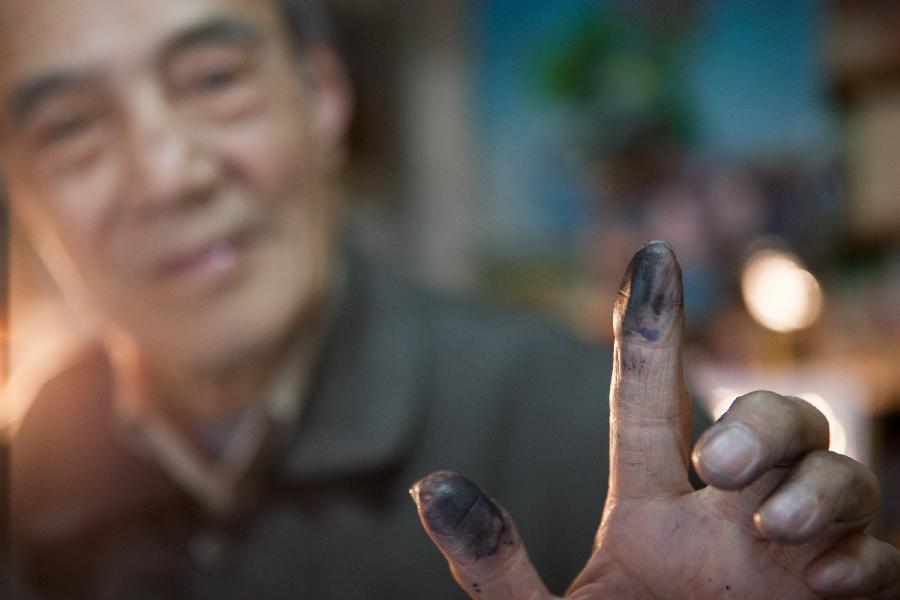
[806,533,900,599]
[754,450,879,545]
[692,391,829,490]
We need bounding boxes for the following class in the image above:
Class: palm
[581,491,817,599]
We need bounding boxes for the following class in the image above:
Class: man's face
[0,0,348,373]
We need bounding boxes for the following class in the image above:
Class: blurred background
[3,0,900,549]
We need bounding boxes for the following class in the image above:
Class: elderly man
[1,0,898,598]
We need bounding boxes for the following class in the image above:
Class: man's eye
[37,113,99,146]
[193,67,245,92]
[26,108,110,172]
[178,58,263,119]
[171,47,264,118]
[49,117,92,139]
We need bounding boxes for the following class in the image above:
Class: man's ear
[304,42,354,170]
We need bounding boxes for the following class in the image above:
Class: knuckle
[802,449,838,472]
[724,391,831,458]
[730,390,804,433]
[737,390,782,414]
[777,395,830,448]
[827,455,863,500]
[808,452,880,516]
[793,450,840,499]
[786,395,830,431]
[723,391,779,432]
[781,394,818,422]
[735,390,811,426]
[854,460,882,506]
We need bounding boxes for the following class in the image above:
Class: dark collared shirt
[10,249,710,599]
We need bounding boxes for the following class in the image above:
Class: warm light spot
[741,249,823,333]
[798,392,847,455]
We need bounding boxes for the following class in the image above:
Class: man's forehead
[0,0,276,92]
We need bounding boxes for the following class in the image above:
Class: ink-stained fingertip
[410,471,516,562]
[614,240,683,344]
[646,239,675,252]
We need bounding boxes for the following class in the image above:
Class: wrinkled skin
[0,0,351,419]
[413,242,900,600]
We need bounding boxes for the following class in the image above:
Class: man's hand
[410,241,900,599]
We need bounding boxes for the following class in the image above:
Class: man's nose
[124,86,218,216]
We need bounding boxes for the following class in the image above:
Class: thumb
[410,471,554,600]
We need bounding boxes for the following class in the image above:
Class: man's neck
[144,352,283,431]
[105,249,345,442]
[107,314,311,435]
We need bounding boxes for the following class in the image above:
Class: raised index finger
[608,241,693,500]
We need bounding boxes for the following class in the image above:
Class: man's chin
[130,293,315,378]
[111,249,331,378]
[139,331,284,381]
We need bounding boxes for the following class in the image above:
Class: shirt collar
[275,243,430,482]
[104,259,346,515]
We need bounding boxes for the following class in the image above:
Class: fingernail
[815,558,857,588]
[696,425,761,484]
[411,471,514,561]
[615,241,683,343]
[759,486,818,536]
